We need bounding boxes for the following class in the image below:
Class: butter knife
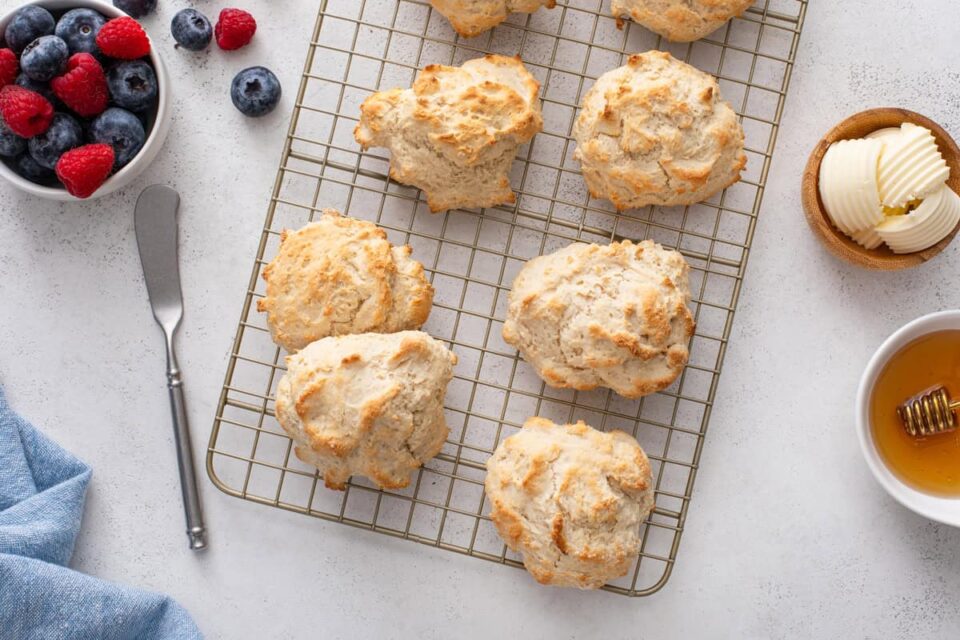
[135,185,207,550]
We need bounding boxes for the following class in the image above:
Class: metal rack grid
[207,0,807,596]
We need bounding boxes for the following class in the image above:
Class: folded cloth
[0,387,202,640]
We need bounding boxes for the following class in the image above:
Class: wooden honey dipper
[897,385,960,437]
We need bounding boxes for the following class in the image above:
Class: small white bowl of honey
[857,310,960,526]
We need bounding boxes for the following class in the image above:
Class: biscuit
[256,210,434,352]
[355,55,543,213]
[612,0,753,42]
[430,0,556,37]
[502,239,694,399]
[485,417,655,589]
[275,331,457,490]
[572,51,745,209]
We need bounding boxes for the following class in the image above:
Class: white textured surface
[1,1,959,638]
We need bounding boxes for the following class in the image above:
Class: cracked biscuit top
[354,55,542,213]
[502,239,694,399]
[612,0,753,42]
[429,0,556,37]
[485,417,655,589]
[275,331,457,490]
[573,51,745,209]
[257,210,434,352]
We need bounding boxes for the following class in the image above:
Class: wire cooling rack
[207,0,807,596]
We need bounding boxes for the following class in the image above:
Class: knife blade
[135,185,183,329]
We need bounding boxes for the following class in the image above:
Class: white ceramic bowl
[0,0,170,200]
[856,309,960,527]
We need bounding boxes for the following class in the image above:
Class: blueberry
[55,8,107,56]
[230,67,282,118]
[170,9,212,51]
[106,60,158,112]
[15,73,57,104]
[88,107,145,169]
[0,116,26,157]
[21,35,69,82]
[12,152,56,184]
[3,6,55,54]
[27,112,82,169]
[112,0,157,19]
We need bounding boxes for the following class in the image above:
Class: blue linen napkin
[0,387,202,640]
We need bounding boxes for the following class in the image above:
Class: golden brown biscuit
[485,417,655,588]
[613,0,753,42]
[429,0,556,37]
[572,51,746,210]
[502,239,694,399]
[355,55,542,213]
[257,210,433,352]
[275,331,457,490]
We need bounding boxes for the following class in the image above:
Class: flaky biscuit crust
[355,55,543,213]
[572,51,746,209]
[429,0,556,37]
[275,331,457,490]
[485,417,655,589]
[502,239,694,399]
[256,210,434,352]
[612,0,753,42]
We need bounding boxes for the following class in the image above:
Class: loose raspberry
[56,143,115,198]
[215,9,256,51]
[96,17,150,60]
[0,85,54,137]
[51,54,109,117]
[0,49,18,87]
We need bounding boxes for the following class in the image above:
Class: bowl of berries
[0,0,169,200]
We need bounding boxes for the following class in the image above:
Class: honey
[869,330,960,496]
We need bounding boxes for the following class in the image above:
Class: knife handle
[166,347,207,550]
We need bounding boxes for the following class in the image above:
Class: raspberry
[0,85,54,137]
[0,49,18,87]
[96,17,150,59]
[215,9,256,51]
[51,53,109,117]
[55,143,115,198]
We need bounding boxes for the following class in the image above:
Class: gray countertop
[1,1,959,637]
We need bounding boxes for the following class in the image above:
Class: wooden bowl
[801,108,960,270]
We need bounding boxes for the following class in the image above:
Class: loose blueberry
[106,60,158,112]
[15,73,57,104]
[171,9,212,51]
[230,67,282,118]
[12,152,56,184]
[4,6,55,54]
[112,0,158,19]
[21,35,69,82]
[28,112,82,169]
[88,107,145,169]
[55,8,107,56]
[0,116,26,157]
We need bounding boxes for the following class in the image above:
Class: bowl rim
[855,309,960,527]
[0,0,170,200]
[801,107,960,271]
